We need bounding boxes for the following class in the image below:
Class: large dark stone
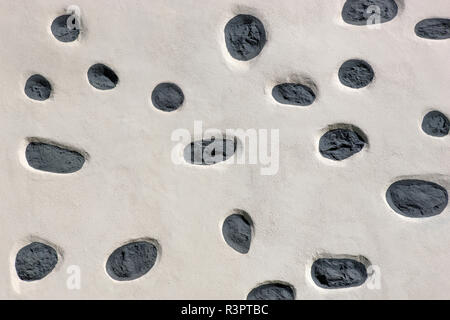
[386,179,448,218]
[87,64,118,90]
[247,283,295,300]
[222,213,251,254]
[311,258,368,289]
[422,111,449,137]
[51,14,80,42]
[339,59,374,89]
[106,241,158,281]
[24,75,52,101]
[184,138,236,165]
[415,19,450,40]
[272,83,316,106]
[319,128,366,161]
[15,242,58,281]
[224,14,266,61]
[342,0,398,26]
[151,83,184,112]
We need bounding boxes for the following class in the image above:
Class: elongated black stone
[184,138,236,165]
[342,0,398,26]
[319,128,366,160]
[272,83,316,106]
[415,18,450,40]
[311,258,368,289]
[247,283,295,300]
[222,213,251,254]
[15,242,58,281]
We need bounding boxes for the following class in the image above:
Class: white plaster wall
[0,0,449,299]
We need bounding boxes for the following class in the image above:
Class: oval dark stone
[106,241,158,281]
[51,14,80,42]
[342,0,398,26]
[247,283,295,300]
[26,142,85,174]
[224,14,266,61]
[151,82,184,112]
[339,59,374,89]
[422,111,449,137]
[319,128,366,161]
[184,138,236,165]
[222,213,251,254]
[386,179,448,218]
[311,258,368,289]
[15,242,58,281]
[272,83,316,106]
[415,19,450,40]
[24,74,52,101]
[87,63,118,90]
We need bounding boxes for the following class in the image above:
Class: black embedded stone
[319,128,366,161]
[272,83,316,106]
[25,142,85,174]
[224,14,266,61]
[342,0,398,26]
[106,241,158,281]
[24,75,52,101]
[386,179,448,218]
[87,64,118,90]
[422,111,449,137]
[184,138,236,165]
[339,59,374,89]
[247,283,295,300]
[311,258,368,289]
[151,83,184,112]
[15,242,58,281]
[415,19,450,40]
[222,213,251,254]
[51,14,80,42]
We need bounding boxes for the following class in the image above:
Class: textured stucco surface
[1,0,450,299]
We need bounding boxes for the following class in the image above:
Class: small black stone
[311,258,368,289]
[342,0,398,26]
[222,213,251,254]
[247,283,295,300]
[224,14,266,61]
[386,179,448,218]
[319,128,366,161]
[422,111,449,137]
[26,142,85,174]
[151,83,184,112]
[15,242,58,281]
[106,241,158,281]
[339,59,374,89]
[415,18,450,40]
[184,138,236,165]
[24,75,52,101]
[51,14,80,42]
[272,83,316,106]
[87,64,118,90]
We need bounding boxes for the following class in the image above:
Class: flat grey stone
[422,111,449,137]
[222,213,251,254]
[24,74,52,101]
[15,242,58,281]
[51,14,80,42]
[342,0,398,26]
[415,18,450,40]
[87,64,118,90]
[272,83,316,106]
[339,59,374,89]
[319,128,366,161]
[184,138,236,165]
[247,283,295,300]
[311,258,368,289]
[151,82,184,112]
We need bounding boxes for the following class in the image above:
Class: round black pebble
[415,18,450,40]
[342,0,398,26]
[338,59,374,89]
[311,258,368,289]
[386,179,448,218]
[222,213,252,254]
[51,14,80,42]
[15,242,58,281]
[184,138,237,165]
[272,83,316,106]
[422,111,449,137]
[247,283,295,300]
[151,83,184,112]
[319,128,366,161]
[87,64,118,90]
[106,241,158,281]
[224,14,266,61]
[24,74,52,101]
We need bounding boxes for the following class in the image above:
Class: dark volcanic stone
[51,14,80,42]
[87,64,118,90]
[24,75,52,101]
[106,241,158,281]
[338,59,374,89]
[151,83,184,112]
[224,14,266,61]
[15,242,58,281]
[222,213,251,254]
[415,19,450,40]
[26,142,85,174]
[386,179,448,218]
[342,0,398,25]
[311,258,368,289]
[184,138,236,165]
[319,128,366,161]
[272,83,316,106]
[422,111,449,137]
[247,283,295,300]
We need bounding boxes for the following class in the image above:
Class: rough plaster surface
[1,0,450,299]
